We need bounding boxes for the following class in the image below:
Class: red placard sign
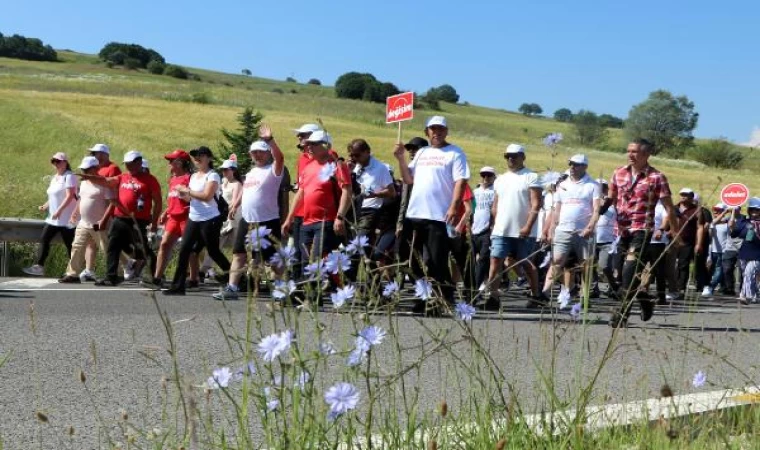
[386,92,414,124]
[720,183,749,207]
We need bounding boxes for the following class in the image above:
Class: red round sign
[720,183,749,207]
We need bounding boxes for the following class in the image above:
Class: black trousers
[408,219,453,301]
[617,230,651,318]
[472,231,491,289]
[450,233,474,289]
[106,217,154,280]
[171,216,230,289]
[644,243,668,301]
[36,224,75,266]
[721,253,738,294]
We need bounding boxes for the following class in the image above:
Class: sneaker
[212,286,240,301]
[142,277,163,290]
[608,312,628,328]
[94,277,122,287]
[739,296,749,305]
[22,265,44,276]
[79,269,97,282]
[163,286,186,296]
[526,294,550,309]
[123,259,136,281]
[589,289,601,299]
[640,301,654,322]
[515,277,529,289]
[666,292,683,301]
[58,275,81,284]
[130,259,146,282]
[701,286,713,298]
[187,280,200,290]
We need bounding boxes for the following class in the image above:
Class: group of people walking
[25,116,760,327]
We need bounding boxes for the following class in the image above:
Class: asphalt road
[1,277,759,449]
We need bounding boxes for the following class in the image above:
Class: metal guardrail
[0,217,58,277]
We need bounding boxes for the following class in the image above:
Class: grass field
[1,51,757,220]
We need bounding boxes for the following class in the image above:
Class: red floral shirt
[608,165,671,235]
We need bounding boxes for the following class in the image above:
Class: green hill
[0,51,755,218]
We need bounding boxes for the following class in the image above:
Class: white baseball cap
[142,159,150,169]
[78,156,99,170]
[123,150,143,163]
[596,178,608,185]
[305,130,328,144]
[293,123,321,135]
[249,140,271,152]
[220,159,238,169]
[51,152,68,161]
[504,144,525,155]
[568,154,588,165]
[325,132,333,147]
[88,143,110,154]
[479,166,496,175]
[713,202,727,210]
[679,188,694,195]
[425,116,447,128]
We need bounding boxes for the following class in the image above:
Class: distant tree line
[0,32,57,62]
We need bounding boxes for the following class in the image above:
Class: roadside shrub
[190,92,210,104]
[688,139,744,169]
[147,60,165,74]
[164,64,188,79]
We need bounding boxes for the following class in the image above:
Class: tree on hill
[625,90,698,156]
[98,42,165,68]
[573,110,608,146]
[218,106,264,175]
[335,71,401,103]
[518,103,542,116]
[599,113,624,129]
[307,78,321,85]
[425,84,460,103]
[553,108,573,122]
[0,32,57,62]
[242,69,252,76]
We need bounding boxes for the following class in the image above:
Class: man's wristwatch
[336,214,345,221]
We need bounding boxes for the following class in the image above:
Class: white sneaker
[23,264,44,276]
[478,283,487,292]
[701,286,713,297]
[79,269,97,282]
[123,259,135,281]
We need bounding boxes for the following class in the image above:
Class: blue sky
[2,0,757,144]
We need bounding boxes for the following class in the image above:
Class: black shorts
[233,217,282,261]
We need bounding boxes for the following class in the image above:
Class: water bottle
[446,223,457,238]
[137,194,145,212]
[747,226,755,242]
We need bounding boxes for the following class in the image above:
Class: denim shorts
[490,236,535,261]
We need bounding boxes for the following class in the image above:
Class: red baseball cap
[164,149,190,161]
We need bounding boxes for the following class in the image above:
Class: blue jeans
[709,252,723,289]
[299,221,337,277]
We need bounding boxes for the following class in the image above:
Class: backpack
[206,172,229,219]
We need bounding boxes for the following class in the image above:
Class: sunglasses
[504,153,521,159]
[568,162,584,167]
[480,173,495,177]
[50,159,63,164]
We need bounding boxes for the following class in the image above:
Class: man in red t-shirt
[283,130,351,276]
[290,123,321,270]
[83,150,162,285]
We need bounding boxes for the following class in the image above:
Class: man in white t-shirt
[59,157,116,283]
[348,138,395,248]
[546,154,601,300]
[394,115,470,312]
[214,125,285,301]
[471,167,496,291]
[485,143,544,309]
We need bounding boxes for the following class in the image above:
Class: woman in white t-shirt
[23,152,79,276]
[199,156,243,278]
[164,146,231,295]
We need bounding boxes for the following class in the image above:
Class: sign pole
[397,122,402,143]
